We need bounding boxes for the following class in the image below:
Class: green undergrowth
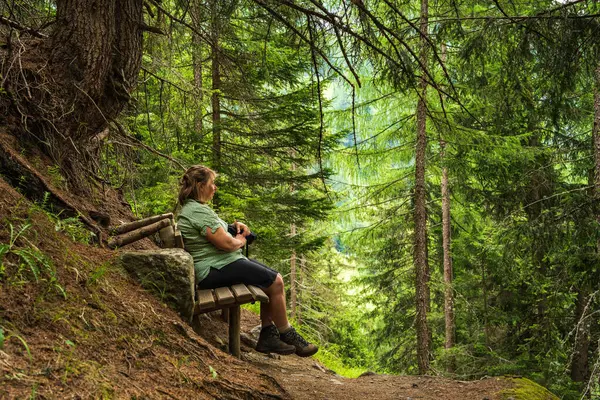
[499,377,560,400]
[241,303,368,378]
[0,221,66,298]
[34,192,94,244]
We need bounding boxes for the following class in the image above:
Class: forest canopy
[1,0,600,398]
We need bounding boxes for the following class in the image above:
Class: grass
[0,323,32,362]
[312,346,368,378]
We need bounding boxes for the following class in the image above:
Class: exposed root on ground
[0,137,104,244]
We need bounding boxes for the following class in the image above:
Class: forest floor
[0,139,556,399]
[198,309,523,400]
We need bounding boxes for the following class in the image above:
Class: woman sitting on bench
[176,165,318,357]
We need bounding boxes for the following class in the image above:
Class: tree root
[0,138,104,245]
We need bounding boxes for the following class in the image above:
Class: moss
[499,377,559,400]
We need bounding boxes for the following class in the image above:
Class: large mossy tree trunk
[49,0,143,137]
[2,0,143,189]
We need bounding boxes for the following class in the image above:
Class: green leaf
[209,365,218,379]
[14,249,40,282]
[0,326,4,349]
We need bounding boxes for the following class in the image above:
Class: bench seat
[195,284,268,314]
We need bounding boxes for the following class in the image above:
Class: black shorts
[198,258,279,290]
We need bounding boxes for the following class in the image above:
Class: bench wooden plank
[231,284,254,303]
[214,287,236,306]
[197,289,216,310]
[248,285,269,303]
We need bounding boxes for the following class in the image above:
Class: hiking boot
[280,326,319,357]
[255,325,296,355]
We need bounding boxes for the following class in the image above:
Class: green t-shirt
[177,200,244,284]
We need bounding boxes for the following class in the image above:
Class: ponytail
[178,165,216,205]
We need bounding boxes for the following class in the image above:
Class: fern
[2,222,66,297]
[14,249,41,282]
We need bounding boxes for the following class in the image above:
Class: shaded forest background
[1,0,600,399]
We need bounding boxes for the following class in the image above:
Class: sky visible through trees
[1,0,600,398]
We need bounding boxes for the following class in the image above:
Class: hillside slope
[0,176,557,399]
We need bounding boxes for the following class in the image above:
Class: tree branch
[0,16,47,38]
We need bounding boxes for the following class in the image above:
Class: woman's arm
[206,226,246,252]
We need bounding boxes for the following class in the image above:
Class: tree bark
[290,224,297,320]
[440,44,455,355]
[107,218,171,249]
[414,0,430,375]
[570,64,600,383]
[191,0,204,139]
[441,139,454,344]
[0,0,143,189]
[571,283,591,382]
[298,254,305,325]
[50,0,143,139]
[211,0,221,174]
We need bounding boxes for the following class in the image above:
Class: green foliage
[0,323,32,362]
[32,193,93,244]
[0,222,66,298]
[87,262,110,286]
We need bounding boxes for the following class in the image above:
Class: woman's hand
[232,221,251,237]
[235,233,247,246]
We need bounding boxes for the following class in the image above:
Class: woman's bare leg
[261,274,290,329]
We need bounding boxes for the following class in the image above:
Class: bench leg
[191,314,202,335]
[228,305,241,358]
[221,308,230,323]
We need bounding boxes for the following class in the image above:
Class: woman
[177,165,318,357]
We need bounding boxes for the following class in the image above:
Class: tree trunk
[440,43,455,355]
[571,283,591,382]
[298,254,305,325]
[570,64,600,383]
[1,0,143,188]
[414,0,430,375]
[593,65,600,204]
[50,0,143,139]
[481,254,490,347]
[209,0,221,208]
[290,224,298,320]
[191,0,204,140]
[441,140,455,341]
[290,155,298,320]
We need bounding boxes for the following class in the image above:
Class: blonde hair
[178,165,217,205]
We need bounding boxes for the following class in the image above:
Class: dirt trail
[191,310,512,400]
[245,351,506,400]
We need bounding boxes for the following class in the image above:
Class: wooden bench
[110,213,269,357]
